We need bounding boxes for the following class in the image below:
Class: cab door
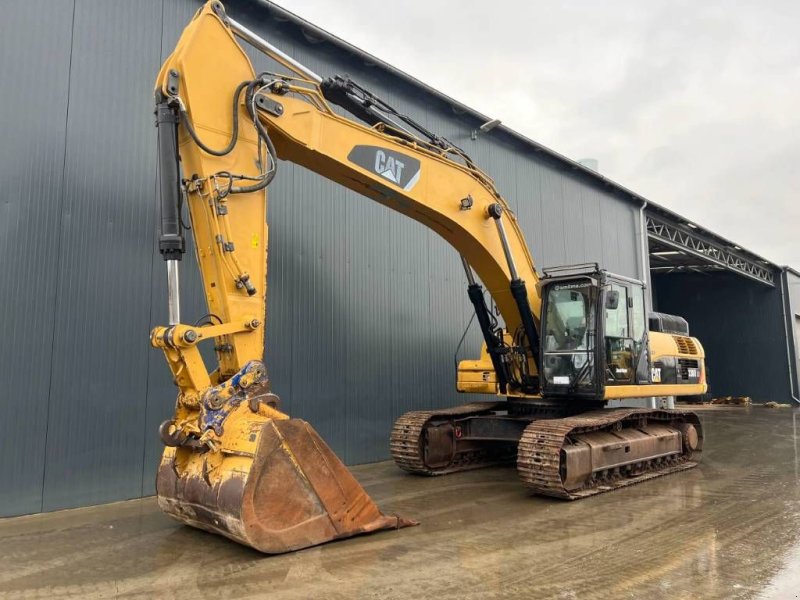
[603,280,649,386]
[603,283,635,385]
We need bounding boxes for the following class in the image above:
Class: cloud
[279,0,800,266]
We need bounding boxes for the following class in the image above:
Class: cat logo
[347,145,421,191]
[374,150,404,183]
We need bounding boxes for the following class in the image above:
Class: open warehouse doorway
[645,205,799,404]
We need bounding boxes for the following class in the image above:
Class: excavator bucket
[157,417,415,554]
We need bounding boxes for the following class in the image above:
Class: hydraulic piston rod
[166,260,181,325]
[488,204,541,386]
[488,204,519,281]
[155,94,185,326]
[227,17,323,84]
[461,255,509,393]
[460,255,477,286]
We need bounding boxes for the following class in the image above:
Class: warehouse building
[647,206,800,404]
[1,0,798,518]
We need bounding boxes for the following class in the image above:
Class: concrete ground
[1,407,799,600]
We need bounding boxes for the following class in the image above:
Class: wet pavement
[1,406,799,600]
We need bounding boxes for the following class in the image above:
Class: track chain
[390,402,513,475]
[517,408,703,500]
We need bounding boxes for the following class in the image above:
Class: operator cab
[538,264,648,401]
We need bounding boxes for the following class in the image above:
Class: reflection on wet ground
[1,407,798,599]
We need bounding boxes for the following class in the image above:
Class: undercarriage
[391,400,703,499]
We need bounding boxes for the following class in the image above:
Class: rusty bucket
[157,418,415,554]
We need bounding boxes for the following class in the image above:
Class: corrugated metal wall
[652,272,793,402]
[782,270,800,401]
[0,0,643,517]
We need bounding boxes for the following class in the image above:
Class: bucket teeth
[157,418,416,554]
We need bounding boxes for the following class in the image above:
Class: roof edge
[237,0,787,273]
[250,1,651,197]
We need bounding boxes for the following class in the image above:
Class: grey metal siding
[39,0,165,512]
[0,0,75,517]
[652,272,792,402]
[782,270,800,401]
[1,0,644,516]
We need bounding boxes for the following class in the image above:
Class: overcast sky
[279,0,800,268]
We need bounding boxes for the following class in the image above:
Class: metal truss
[646,216,774,286]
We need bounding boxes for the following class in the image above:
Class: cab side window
[605,283,634,384]
[605,284,629,338]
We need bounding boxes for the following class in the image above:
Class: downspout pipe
[638,201,658,410]
[779,268,800,405]
[638,201,652,312]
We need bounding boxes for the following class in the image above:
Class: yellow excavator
[152,1,707,554]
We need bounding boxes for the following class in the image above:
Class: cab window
[545,286,591,351]
[605,283,634,385]
[605,284,628,338]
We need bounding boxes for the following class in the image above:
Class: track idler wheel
[676,422,700,453]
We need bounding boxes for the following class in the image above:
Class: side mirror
[605,290,620,310]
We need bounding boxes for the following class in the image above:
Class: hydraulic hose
[177,80,249,157]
